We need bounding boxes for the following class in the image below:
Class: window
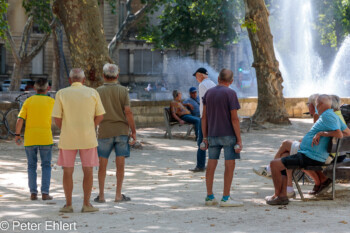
[0,44,5,74]
[230,52,235,71]
[119,2,126,29]
[205,50,211,65]
[32,23,44,34]
[118,49,129,74]
[32,48,44,74]
[134,50,163,75]
[218,50,224,70]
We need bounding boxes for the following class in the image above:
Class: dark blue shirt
[183,97,200,117]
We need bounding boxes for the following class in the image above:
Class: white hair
[331,95,341,111]
[103,63,119,79]
[317,94,332,107]
[308,93,319,106]
[69,68,85,80]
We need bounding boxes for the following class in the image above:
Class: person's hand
[201,138,209,151]
[312,133,321,147]
[179,120,185,125]
[15,136,22,146]
[235,141,243,153]
[129,132,136,146]
[188,104,194,110]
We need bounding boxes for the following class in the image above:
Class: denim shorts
[208,136,240,160]
[98,135,130,159]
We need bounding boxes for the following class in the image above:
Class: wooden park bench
[163,107,194,139]
[291,136,350,200]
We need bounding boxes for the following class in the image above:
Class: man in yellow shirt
[52,68,105,213]
[15,78,55,201]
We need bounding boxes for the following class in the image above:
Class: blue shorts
[208,136,240,160]
[98,135,130,159]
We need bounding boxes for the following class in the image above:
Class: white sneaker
[205,197,218,206]
[253,167,272,179]
[220,197,244,207]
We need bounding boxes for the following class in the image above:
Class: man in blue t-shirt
[183,87,200,117]
[266,95,350,205]
[202,69,243,207]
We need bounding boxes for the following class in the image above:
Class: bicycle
[4,92,31,136]
[0,111,9,139]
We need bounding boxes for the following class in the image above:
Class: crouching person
[15,78,55,201]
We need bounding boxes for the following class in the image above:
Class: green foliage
[22,0,52,33]
[315,0,350,48]
[242,19,258,33]
[138,0,244,50]
[0,1,8,40]
[104,0,117,14]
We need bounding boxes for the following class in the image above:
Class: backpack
[340,104,350,124]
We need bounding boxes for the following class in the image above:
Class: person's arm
[54,117,62,129]
[312,129,343,146]
[201,105,208,150]
[124,106,137,141]
[14,118,24,145]
[170,104,185,125]
[94,115,104,128]
[183,102,194,110]
[231,109,243,153]
[342,128,350,137]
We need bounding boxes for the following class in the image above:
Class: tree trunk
[10,62,25,91]
[5,14,55,91]
[52,0,112,88]
[52,22,63,91]
[244,0,290,124]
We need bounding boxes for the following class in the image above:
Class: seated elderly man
[170,90,200,139]
[183,87,200,117]
[266,94,350,205]
[255,94,348,198]
[253,94,320,198]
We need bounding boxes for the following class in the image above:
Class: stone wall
[1,96,350,129]
[131,98,350,128]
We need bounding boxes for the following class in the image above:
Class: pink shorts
[57,148,99,167]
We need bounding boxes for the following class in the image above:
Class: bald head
[218,69,233,83]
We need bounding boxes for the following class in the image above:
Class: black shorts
[281,152,325,169]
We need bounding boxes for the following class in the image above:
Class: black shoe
[316,178,332,196]
[189,167,206,172]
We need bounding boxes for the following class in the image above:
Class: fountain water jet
[272,0,350,97]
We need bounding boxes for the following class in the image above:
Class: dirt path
[0,119,349,233]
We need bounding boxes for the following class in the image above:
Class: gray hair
[308,93,319,106]
[103,63,119,79]
[218,68,233,82]
[34,78,48,92]
[331,95,341,111]
[317,94,332,107]
[69,68,85,80]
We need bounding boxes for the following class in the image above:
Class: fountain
[271,0,350,97]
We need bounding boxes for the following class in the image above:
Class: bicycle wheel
[5,108,25,136]
[0,111,9,139]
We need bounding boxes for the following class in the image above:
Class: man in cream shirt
[52,68,105,213]
[189,67,216,172]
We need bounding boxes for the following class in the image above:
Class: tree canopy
[138,0,244,50]
[315,0,350,48]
